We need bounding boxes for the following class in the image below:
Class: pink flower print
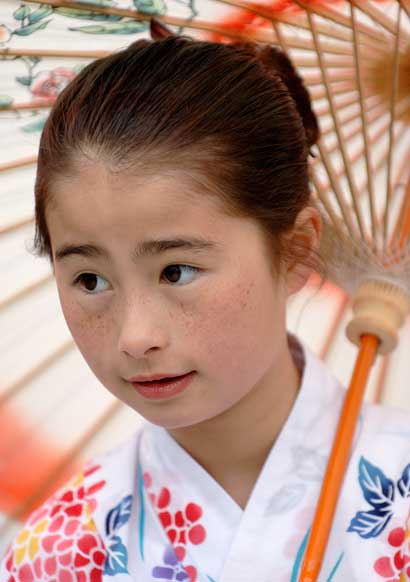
[30,67,76,99]
[0,24,12,46]
[374,527,410,581]
[3,464,107,582]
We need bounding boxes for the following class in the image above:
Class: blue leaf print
[347,509,393,539]
[105,494,133,536]
[358,457,395,511]
[104,534,129,575]
[397,463,410,498]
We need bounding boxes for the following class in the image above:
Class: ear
[283,206,322,296]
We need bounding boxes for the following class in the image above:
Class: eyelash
[73,264,201,294]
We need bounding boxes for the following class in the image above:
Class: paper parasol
[1,1,410,579]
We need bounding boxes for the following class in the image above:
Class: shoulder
[0,430,143,582]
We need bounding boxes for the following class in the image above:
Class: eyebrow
[55,237,221,262]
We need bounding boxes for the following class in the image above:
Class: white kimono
[1,336,410,582]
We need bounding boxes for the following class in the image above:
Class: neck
[168,338,302,508]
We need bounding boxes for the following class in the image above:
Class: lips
[128,372,188,382]
[130,371,196,400]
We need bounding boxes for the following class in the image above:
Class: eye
[73,273,109,294]
[162,265,200,285]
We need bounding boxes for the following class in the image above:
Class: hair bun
[235,42,320,149]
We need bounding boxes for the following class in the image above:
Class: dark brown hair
[33,32,320,274]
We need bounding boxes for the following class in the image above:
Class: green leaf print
[22,117,48,133]
[54,7,122,21]
[68,19,148,34]
[133,0,166,16]
[28,5,53,24]
[16,75,33,87]
[13,5,30,21]
[0,95,14,107]
[14,19,52,36]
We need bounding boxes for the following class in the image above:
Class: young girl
[1,27,410,582]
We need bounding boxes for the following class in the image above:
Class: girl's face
[47,159,293,429]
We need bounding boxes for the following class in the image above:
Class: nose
[117,293,169,358]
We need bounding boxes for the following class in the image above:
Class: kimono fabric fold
[1,335,410,582]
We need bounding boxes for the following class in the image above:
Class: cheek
[184,276,279,373]
[58,291,111,360]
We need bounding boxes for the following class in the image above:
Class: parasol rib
[384,6,402,250]
[0,273,53,312]
[350,4,377,242]
[0,340,75,409]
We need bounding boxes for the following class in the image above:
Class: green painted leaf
[54,7,121,21]
[16,75,33,87]
[13,5,30,21]
[28,56,42,65]
[21,116,48,133]
[75,0,117,5]
[68,19,148,34]
[133,0,166,15]
[0,95,14,107]
[28,5,53,24]
[14,19,52,36]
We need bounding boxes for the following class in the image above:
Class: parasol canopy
[1,1,410,579]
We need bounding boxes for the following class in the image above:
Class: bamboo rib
[0,156,37,173]
[352,0,404,36]
[384,7,402,250]
[314,92,383,117]
[315,99,409,174]
[319,293,349,361]
[306,9,366,240]
[0,273,53,311]
[312,120,409,234]
[225,0,379,47]
[0,100,54,112]
[0,399,123,534]
[373,355,390,404]
[23,0,380,57]
[292,0,389,44]
[320,100,386,140]
[399,0,410,19]
[314,145,353,231]
[351,122,408,198]
[0,340,75,409]
[351,4,377,242]
[0,217,34,236]
[310,172,351,240]
[27,0,387,46]
[303,69,359,86]
[0,47,109,59]
[310,80,357,100]
[391,172,410,249]
[0,47,358,68]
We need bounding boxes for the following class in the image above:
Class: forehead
[46,160,229,239]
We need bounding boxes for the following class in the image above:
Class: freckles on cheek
[188,280,257,358]
[62,301,109,349]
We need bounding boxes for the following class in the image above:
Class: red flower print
[373,527,410,581]
[143,472,207,550]
[3,464,107,582]
[30,67,76,99]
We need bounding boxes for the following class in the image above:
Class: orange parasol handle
[299,333,379,582]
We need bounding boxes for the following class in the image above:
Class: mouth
[130,371,196,400]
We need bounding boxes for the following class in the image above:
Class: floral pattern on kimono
[1,334,410,582]
[2,462,107,582]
